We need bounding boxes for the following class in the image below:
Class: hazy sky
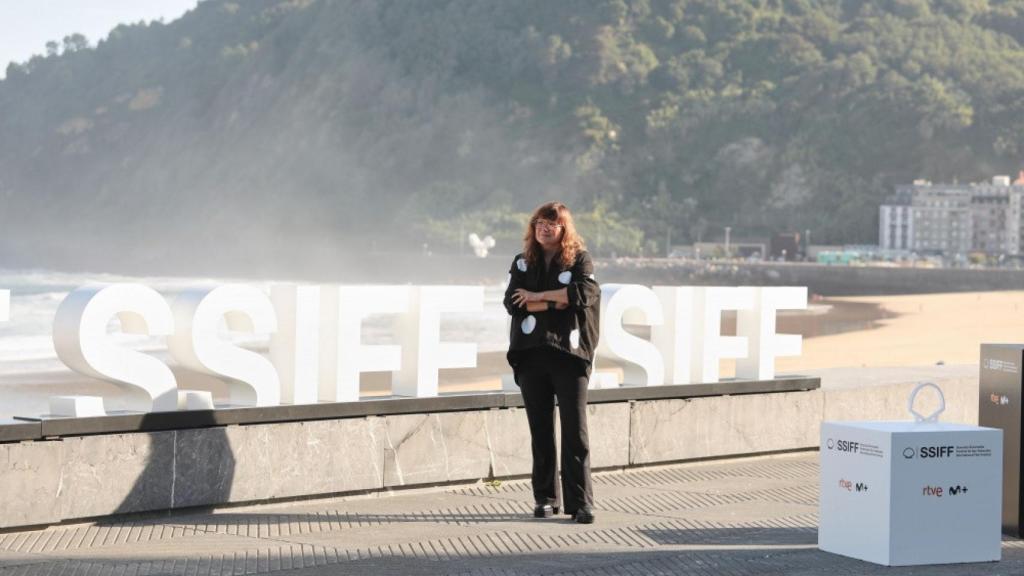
[0,0,199,76]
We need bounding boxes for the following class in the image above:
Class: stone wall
[0,367,982,529]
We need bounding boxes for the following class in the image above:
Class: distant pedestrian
[503,201,600,524]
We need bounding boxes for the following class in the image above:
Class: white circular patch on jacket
[588,273,596,280]
[558,271,572,284]
[569,329,580,349]
[521,315,536,334]
[516,258,527,272]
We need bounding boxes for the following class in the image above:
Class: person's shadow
[114,369,235,515]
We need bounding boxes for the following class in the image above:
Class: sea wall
[0,365,985,530]
[598,260,1024,296]
[304,253,1024,296]
[2,378,819,529]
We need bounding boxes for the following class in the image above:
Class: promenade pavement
[0,451,1021,575]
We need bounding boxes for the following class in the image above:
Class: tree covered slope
[2,0,1023,270]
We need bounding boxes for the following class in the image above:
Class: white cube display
[819,384,1003,566]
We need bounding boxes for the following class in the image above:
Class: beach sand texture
[776,290,1024,373]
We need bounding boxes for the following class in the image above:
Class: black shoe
[573,507,595,524]
[533,504,558,518]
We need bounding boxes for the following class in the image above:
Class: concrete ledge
[173,426,238,508]
[382,411,492,488]
[817,365,979,425]
[629,389,823,464]
[0,441,62,527]
[10,377,818,440]
[589,403,631,469]
[2,370,980,531]
[0,418,40,443]
[59,431,175,519]
[486,407,532,477]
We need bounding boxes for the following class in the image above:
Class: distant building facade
[879,173,1024,256]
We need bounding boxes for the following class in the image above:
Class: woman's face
[533,217,564,250]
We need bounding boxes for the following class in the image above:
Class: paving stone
[0,452,1020,576]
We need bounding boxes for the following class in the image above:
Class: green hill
[2,0,1023,273]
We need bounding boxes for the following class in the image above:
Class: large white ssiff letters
[20,282,803,415]
[599,284,806,386]
[46,283,484,413]
[54,284,178,412]
[0,289,8,323]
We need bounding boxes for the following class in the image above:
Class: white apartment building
[879,174,1024,256]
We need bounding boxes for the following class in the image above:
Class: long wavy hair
[522,201,585,268]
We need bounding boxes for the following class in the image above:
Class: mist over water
[0,1,577,278]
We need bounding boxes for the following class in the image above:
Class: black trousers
[517,347,594,513]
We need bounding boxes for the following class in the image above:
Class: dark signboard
[979,343,1024,537]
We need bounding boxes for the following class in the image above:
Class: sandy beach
[438,290,1024,385]
[2,290,1021,419]
[775,290,1024,373]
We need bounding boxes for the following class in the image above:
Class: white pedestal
[819,421,1003,566]
[49,395,106,418]
[178,390,215,411]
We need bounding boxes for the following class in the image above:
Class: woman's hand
[512,289,544,307]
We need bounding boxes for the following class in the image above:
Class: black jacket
[504,250,600,377]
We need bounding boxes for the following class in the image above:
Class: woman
[503,201,600,524]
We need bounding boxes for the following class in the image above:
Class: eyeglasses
[533,220,563,232]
